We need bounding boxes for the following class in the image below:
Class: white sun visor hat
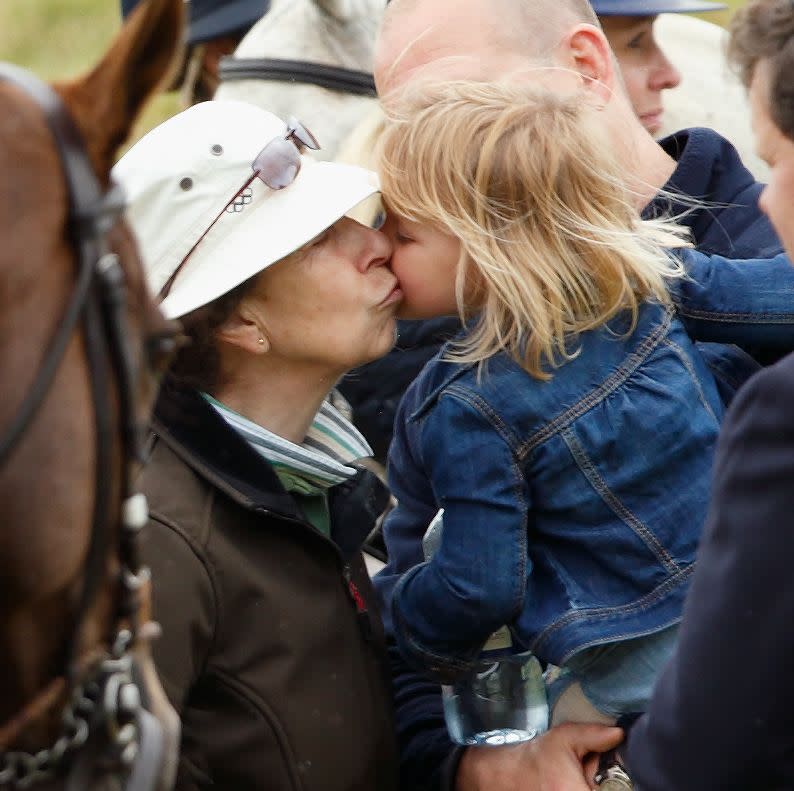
[112,100,380,319]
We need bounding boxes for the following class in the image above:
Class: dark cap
[121,0,270,44]
[592,0,726,15]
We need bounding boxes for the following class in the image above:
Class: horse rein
[218,56,377,97]
[0,63,166,790]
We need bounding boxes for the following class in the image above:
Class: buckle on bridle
[73,182,127,237]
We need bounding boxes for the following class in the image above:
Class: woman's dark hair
[728,0,794,141]
[168,275,259,394]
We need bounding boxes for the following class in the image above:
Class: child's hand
[455,723,624,791]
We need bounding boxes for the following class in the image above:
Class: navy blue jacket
[376,128,784,791]
[338,317,461,461]
[625,351,794,790]
[339,128,781,462]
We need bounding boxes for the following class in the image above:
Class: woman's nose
[649,47,682,92]
[363,226,393,271]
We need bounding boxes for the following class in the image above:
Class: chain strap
[0,486,152,790]
[0,629,144,790]
[0,681,94,788]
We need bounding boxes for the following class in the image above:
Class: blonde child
[373,80,794,722]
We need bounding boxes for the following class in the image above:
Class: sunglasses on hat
[252,116,320,189]
[159,117,320,300]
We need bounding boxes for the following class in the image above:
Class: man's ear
[565,23,615,104]
[216,305,270,354]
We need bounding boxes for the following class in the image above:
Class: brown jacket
[138,383,399,791]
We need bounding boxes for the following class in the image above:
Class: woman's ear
[216,305,270,354]
[565,23,615,105]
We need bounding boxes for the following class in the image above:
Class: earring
[257,337,265,346]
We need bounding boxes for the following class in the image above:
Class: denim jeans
[550,624,681,718]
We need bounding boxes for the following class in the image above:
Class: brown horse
[0,0,183,787]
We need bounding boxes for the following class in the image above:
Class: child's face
[382,214,461,319]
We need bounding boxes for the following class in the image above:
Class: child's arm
[672,249,794,348]
[388,389,531,682]
[373,388,441,637]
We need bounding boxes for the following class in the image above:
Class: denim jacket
[376,251,794,679]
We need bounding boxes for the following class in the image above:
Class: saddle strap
[218,56,377,97]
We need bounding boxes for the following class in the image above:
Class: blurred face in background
[750,59,794,257]
[600,15,682,135]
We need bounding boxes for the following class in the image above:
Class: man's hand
[455,723,624,791]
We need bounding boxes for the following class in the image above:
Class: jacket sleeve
[140,514,216,713]
[373,387,439,639]
[672,249,794,347]
[388,389,530,680]
[374,391,464,790]
[385,639,466,791]
[625,355,794,790]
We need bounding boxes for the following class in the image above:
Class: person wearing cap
[121,0,270,104]
[593,0,769,178]
[592,0,724,137]
[112,99,401,790]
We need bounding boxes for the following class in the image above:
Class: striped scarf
[203,393,372,490]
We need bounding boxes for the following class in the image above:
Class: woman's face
[601,15,682,136]
[381,214,461,319]
[248,217,401,374]
[751,60,794,257]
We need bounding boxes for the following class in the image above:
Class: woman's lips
[640,110,664,135]
[379,282,403,307]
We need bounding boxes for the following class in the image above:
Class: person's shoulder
[408,346,528,410]
[140,436,215,550]
[724,351,794,430]
[740,351,794,396]
[764,350,794,381]
[661,127,756,191]
[398,342,470,414]
[660,127,734,162]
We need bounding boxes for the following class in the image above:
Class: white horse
[656,13,768,180]
[215,0,383,161]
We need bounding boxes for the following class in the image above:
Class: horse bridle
[0,63,168,790]
[218,55,377,97]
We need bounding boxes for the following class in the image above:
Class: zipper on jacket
[343,564,373,642]
[255,506,375,643]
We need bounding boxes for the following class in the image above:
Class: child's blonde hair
[378,80,690,379]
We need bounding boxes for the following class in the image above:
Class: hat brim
[593,0,725,14]
[188,0,270,44]
[159,161,380,319]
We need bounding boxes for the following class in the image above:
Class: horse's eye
[146,331,186,374]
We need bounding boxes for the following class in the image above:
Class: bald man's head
[375,0,675,206]
[376,0,600,96]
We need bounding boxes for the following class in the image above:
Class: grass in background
[0,0,118,79]
[0,0,182,149]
